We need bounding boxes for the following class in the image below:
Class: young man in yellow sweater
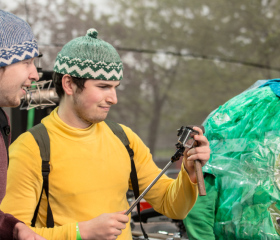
[1,28,210,240]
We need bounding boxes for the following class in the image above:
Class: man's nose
[107,89,118,105]
[29,63,39,81]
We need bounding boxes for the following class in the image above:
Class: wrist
[13,224,19,240]
[13,222,24,240]
[76,222,82,240]
[183,160,197,183]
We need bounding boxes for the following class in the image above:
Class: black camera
[176,126,199,149]
[171,126,199,162]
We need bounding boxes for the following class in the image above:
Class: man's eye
[24,60,32,65]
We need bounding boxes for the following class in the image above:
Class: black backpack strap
[0,108,10,167]
[29,123,54,228]
[105,120,148,239]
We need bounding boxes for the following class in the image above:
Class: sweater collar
[43,107,97,139]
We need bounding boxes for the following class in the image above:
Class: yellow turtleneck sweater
[1,108,198,239]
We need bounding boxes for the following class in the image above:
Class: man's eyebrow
[97,82,121,87]
[22,58,32,62]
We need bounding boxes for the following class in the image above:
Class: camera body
[173,126,207,196]
[176,126,199,149]
[171,126,199,162]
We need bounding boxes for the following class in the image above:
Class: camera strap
[105,120,148,239]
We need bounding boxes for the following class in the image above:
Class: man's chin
[13,98,22,107]
[5,100,21,108]
[89,116,108,124]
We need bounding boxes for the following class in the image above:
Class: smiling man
[1,28,210,240]
[0,58,39,107]
[0,10,46,240]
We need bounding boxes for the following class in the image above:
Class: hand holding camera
[172,126,209,196]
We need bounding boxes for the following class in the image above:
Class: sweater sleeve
[122,124,198,220]
[0,210,21,240]
[0,132,76,240]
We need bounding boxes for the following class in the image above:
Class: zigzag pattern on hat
[55,55,122,70]
[0,40,39,67]
[54,62,123,80]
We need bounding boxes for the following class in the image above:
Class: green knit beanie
[53,28,123,80]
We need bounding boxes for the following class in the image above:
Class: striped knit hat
[53,28,123,80]
[0,10,39,68]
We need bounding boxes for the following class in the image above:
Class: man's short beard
[72,92,107,126]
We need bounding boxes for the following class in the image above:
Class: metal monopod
[126,126,206,215]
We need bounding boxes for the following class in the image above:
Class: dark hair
[52,72,87,99]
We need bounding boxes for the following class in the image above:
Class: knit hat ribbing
[53,29,123,80]
[0,10,39,67]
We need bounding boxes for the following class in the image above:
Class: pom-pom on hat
[0,10,39,68]
[53,28,123,81]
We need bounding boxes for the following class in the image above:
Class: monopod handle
[194,160,206,196]
[188,125,206,196]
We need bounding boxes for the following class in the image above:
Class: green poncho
[184,81,280,239]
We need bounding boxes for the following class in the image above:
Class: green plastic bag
[185,85,280,239]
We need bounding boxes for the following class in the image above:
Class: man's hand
[13,222,46,240]
[79,210,129,240]
[183,126,210,183]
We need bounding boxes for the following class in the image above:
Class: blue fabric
[0,10,38,67]
[259,78,280,97]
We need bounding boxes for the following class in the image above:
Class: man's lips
[100,106,111,111]
[21,86,31,98]
[21,87,27,95]
[22,85,31,92]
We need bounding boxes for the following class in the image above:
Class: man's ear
[62,74,75,95]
